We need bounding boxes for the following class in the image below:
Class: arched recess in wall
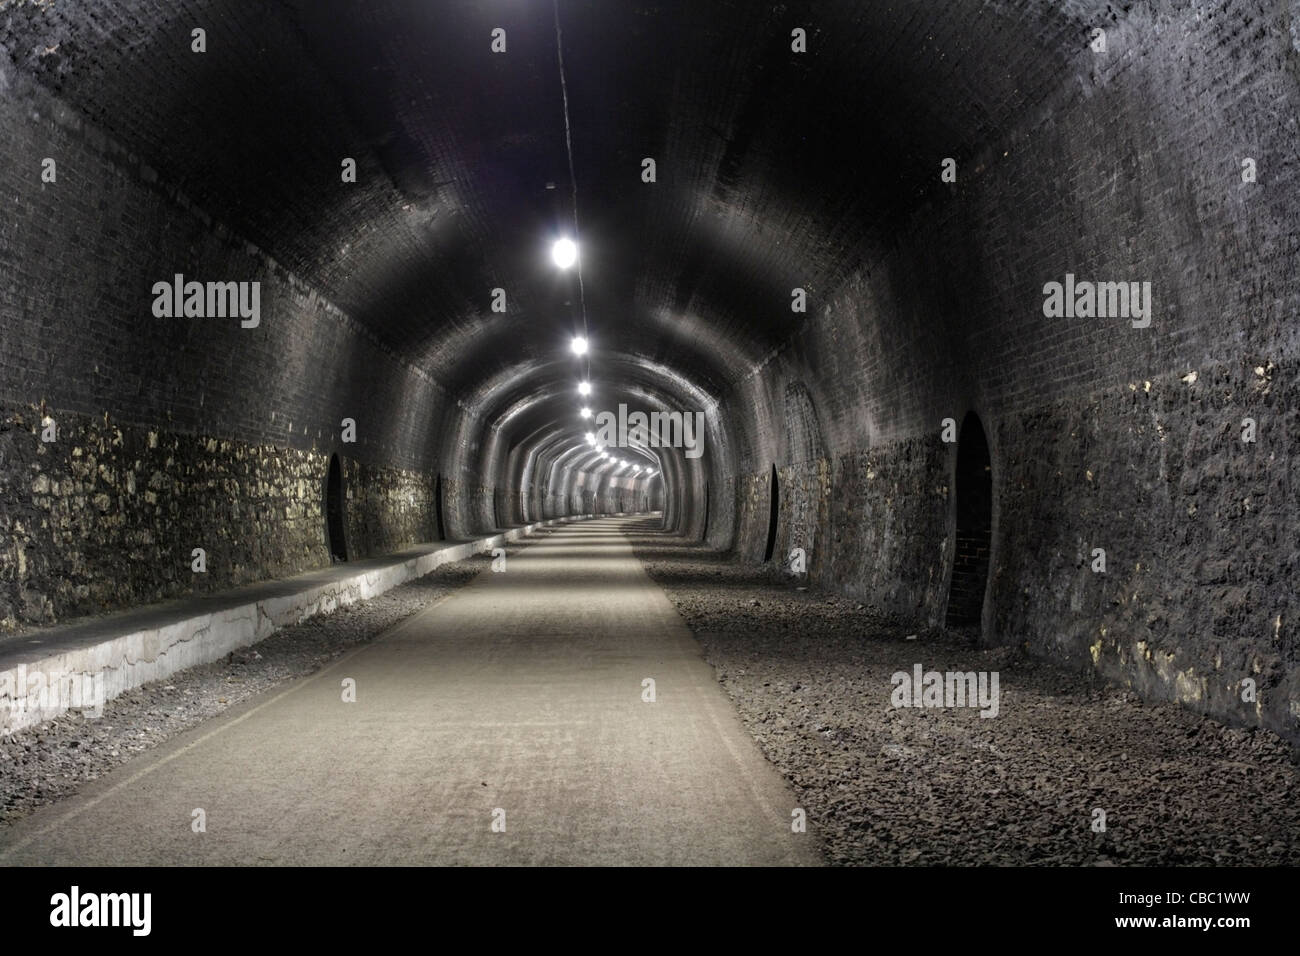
[782,381,827,573]
[763,464,779,562]
[946,411,993,630]
[784,382,826,463]
[326,453,348,562]
[434,473,446,541]
[701,480,710,541]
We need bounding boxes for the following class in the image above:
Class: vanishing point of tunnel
[0,0,1298,900]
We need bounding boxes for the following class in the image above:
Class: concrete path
[0,518,821,866]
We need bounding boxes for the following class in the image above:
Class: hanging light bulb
[552,238,578,269]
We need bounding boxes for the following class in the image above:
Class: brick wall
[716,0,1300,741]
[0,53,490,630]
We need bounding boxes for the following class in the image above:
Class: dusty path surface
[0,553,490,828]
[0,518,820,866]
[630,524,1300,867]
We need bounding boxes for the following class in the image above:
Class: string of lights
[551,0,657,484]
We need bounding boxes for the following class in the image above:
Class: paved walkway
[0,518,821,865]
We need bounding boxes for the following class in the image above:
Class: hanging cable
[553,0,590,381]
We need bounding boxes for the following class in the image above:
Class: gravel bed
[629,528,1300,867]
[0,551,499,829]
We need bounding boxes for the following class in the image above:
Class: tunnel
[0,0,1298,901]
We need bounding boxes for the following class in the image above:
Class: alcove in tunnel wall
[771,382,830,576]
[945,412,993,628]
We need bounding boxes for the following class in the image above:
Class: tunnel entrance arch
[763,464,779,562]
[946,412,993,629]
[326,453,348,562]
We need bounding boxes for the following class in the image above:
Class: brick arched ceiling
[0,0,1118,447]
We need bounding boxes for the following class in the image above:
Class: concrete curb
[0,514,600,735]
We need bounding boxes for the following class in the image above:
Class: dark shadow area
[946,412,992,629]
[326,453,348,562]
[763,464,779,562]
[701,480,710,541]
[435,473,447,541]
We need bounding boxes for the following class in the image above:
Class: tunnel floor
[2,515,1296,866]
[0,518,818,866]
[630,523,1300,867]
